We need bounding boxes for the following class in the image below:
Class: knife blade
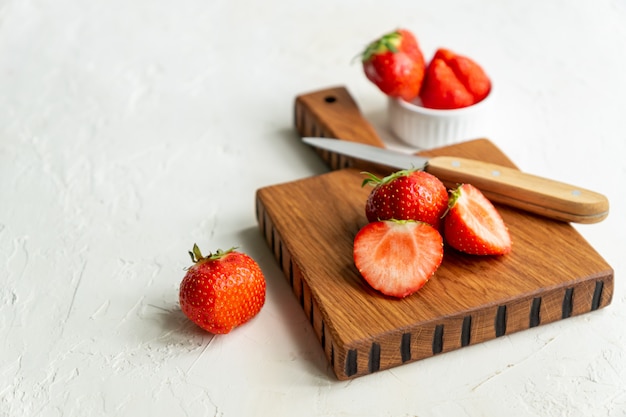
[303,137,609,224]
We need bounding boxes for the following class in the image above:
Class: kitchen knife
[303,137,609,224]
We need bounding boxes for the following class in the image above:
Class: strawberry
[363,169,448,229]
[420,48,491,109]
[443,184,512,255]
[361,28,426,101]
[353,220,444,298]
[179,244,266,334]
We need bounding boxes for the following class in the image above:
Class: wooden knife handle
[427,156,609,224]
[294,86,610,223]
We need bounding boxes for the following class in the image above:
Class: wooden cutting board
[255,86,614,380]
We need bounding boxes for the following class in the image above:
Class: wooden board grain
[256,87,614,380]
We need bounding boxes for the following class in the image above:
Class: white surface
[1,1,625,416]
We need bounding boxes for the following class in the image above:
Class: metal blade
[302,137,429,170]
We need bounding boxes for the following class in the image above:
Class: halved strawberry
[419,48,491,110]
[443,184,512,255]
[353,220,444,298]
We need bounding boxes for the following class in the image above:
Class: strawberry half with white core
[363,169,448,229]
[443,184,512,255]
[353,220,444,298]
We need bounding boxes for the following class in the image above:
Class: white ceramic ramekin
[388,87,493,149]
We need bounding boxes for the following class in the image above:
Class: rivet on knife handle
[426,156,609,224]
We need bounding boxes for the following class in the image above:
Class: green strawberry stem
[447,184,463,207]
[440,184,465,219]
[361,30,401,61]
[361,168,417,187]
[188,243,237,264]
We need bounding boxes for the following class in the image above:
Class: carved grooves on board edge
[404,281,609,376]
[294,97,351,171]
[295,99,326,139]
[562,288,574,319]
[461,315,472,347]
[591,280,604,311]
[346,349,357,377]
[432,325,444,354]
[369,343,381,373]
[495,305,508,337]
[530,297,542,327]
[401,333,411,363]
[294,100,305,137]
[258,192,611,380]
[257,196,334,375]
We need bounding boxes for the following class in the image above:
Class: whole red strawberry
[361,29,426,101]
[353,220,444,298]
[443,184,512,255]
[179,244,266,334]
[420,48,491,109]
[363,169,448,229]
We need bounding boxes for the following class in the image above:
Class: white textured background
[1,1,625,416]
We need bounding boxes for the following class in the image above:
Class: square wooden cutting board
[256,86,613,379]
[256,137,613,381]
